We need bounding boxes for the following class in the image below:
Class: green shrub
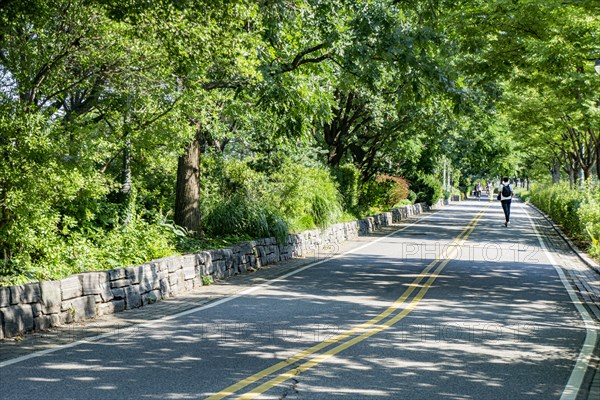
[530,183,582,239]
[515,188,531,202]
[201,157,342,235]
[408,190,418,203]
[446,186,462,200]
[357,179,386,210]
[200,158,289,242]
[459,177,473,198]
[333,164,360,211]
[311,194,335,228]
[529,183,600,257]
[358,175,410,210]
[393,198,414,207]
[266,162,342,231]
[577,186,600,257]
[412,174,443,206]
[0,213,176,286]
[203,194,265,237]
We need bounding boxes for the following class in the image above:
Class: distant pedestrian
[498,177,514,227]
[475,182,482,200]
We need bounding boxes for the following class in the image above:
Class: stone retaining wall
[0,202,431,340]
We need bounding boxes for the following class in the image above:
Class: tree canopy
[1,0,599,284]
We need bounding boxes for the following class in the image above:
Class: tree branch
[27,34,84,105]
[276,43,331,74]
[136,93,184,130]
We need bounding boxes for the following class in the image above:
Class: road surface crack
[279,376,301,399]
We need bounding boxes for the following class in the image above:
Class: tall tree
[447,0,600,184]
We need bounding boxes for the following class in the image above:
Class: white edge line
[523,203,598,400]
[0,210,440,368]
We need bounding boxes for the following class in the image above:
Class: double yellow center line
[207,206,489,399]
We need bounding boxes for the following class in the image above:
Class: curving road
[0,198,598,399]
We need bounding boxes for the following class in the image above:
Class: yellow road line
[238,254,457,399]
[237,208,486,399]
[207,207,488,400]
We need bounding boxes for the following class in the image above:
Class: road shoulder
[523,202,600,400]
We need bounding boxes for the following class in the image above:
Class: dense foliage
[0,0,598,285]
[448,0,600,183]
[529,183,600,258]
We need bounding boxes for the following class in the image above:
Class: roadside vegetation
[0,0,598,285]
[527,184,600,259]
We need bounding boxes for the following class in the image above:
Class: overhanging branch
[275,43,331,74]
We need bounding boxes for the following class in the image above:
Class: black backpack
[501,184,512,197]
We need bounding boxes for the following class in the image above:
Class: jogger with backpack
[497,177,514,227]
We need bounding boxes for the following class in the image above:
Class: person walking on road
[498,177,514,227]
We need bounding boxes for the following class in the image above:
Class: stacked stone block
[0,202,430,339]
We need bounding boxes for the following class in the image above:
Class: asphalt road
[0,198,597,399]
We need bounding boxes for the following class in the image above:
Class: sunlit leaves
[446,0,600,181]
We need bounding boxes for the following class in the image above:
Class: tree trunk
[121,137,132,196]
[596,145,600,180]
[562,152,576,188]
[120,135,133,225]
[569,171,575,187]
[174,131,201,234]
[551,158,561,183]
[584,165,592,181]
[327,140,346,167]
[578,144,586,187]
[567,164,575,188]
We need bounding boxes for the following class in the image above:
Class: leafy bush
[200,158,289,242]
[394,198,414,207]
[358,175,411,210]
[201,157,342,235]
[444,186,462,201]
[266,162,343,231]
[0,213,176,286]
[577,186,600,258]
[407,190,418,203]
[529,183,582,238]
[203,194,288,243]
[332,164,360,211]
[529,183,600,257]
[412,174,443,206]
[515,188,531,202]
[459,177,473,199]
